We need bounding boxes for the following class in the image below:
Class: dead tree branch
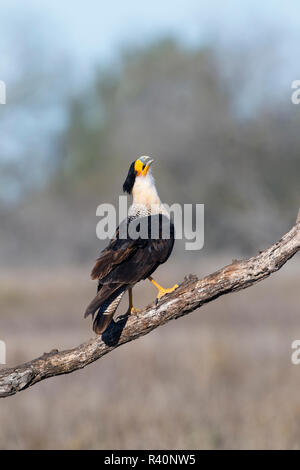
[0,213,299,398]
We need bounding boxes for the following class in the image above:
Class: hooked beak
[134,155,154,176]
[139,156,154,175]
[143,156,154,168]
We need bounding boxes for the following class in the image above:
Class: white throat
[129,172,169,217]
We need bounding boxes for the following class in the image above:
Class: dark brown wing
[90,221,140,280]
[84,214,174,318]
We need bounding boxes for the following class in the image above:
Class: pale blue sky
[1,0,300,81]
[1,0,300,189]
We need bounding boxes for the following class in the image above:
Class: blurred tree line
[0,38,299,266]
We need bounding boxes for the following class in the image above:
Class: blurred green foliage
[1,38,299,265]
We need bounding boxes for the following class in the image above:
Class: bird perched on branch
[84,156,178,335]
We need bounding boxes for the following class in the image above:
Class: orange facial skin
[134,158,152,176]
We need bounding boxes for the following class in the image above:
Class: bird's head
[123,156,154,194]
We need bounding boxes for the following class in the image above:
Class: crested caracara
[84,156,177,334]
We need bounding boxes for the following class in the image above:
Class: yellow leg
[126,288,140,315]
[148,276,178,300]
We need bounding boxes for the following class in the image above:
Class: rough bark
[0,214,299,398]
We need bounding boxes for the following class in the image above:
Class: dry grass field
[0,257,299,449]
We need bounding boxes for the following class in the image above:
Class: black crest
[123,161,136,194]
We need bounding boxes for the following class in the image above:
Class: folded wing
[84,214,174,319]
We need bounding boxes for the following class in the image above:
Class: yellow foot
[157,284,178,300]
[126,306,141,316]
[118,306,140,322]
